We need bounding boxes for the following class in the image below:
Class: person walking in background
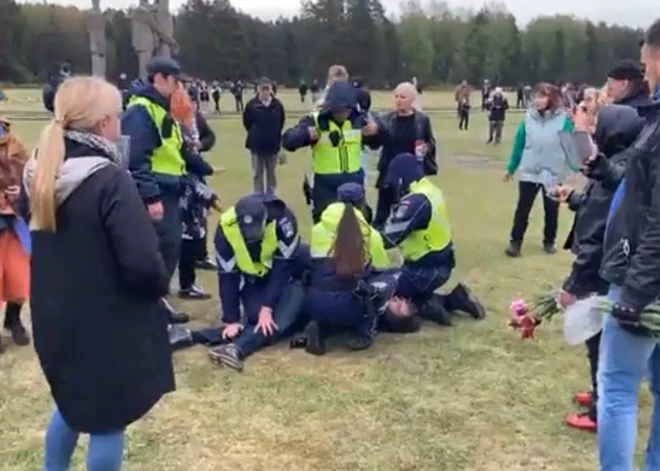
[0,116,31,352]
[121,57,191,324]
[211,80,221,114]
[481,79,491,111]
[232,80,245,113]
[243,78,286,195]
[485,87,509,144]
[504,83,575,257]
[369,82,437,228]
[299,80,308,103]
[523,84,533,108]
[25,76,174,471]
[310,79,321,104]
[516,84,524,108]
[458,97,470,130]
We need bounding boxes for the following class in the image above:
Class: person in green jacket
[504,83,575,257]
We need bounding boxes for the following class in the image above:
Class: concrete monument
[87,0,106,77]
[131,0,179,77]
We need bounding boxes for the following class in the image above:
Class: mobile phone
[573,131,594,161]
[558,130,592,168]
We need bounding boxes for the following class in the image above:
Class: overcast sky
[28,0,658,28]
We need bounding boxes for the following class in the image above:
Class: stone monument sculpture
[87,0,106,77]
[131,0,179,77]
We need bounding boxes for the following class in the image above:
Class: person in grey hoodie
[504,83,575,257]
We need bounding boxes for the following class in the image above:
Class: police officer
[42,62,72,112]
[121,57,200,324]
[170,193,306,373]
[300,183,395,355]
[381,153,486,325]
[282,81,378,223]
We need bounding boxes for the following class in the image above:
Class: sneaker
[9,323,30,346]
[565,412,597,432]
[345,333,373,351]
[209,344,244,372]
[543,243,557,254]
[446,283,487,320]
[574,391,593,407]
[178,285,212,300]
[195,258,217,271]
[304,321,325,356]
[168,325,193,350]
[505,241,522,257]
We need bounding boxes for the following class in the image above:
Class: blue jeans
[44,408,125,471]
[361,150,369,185]
[598,284,660,471]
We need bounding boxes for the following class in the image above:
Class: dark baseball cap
[608,59,644,81]
[337,182,364,205]
[146,57,187,81]
[235,194,268,242]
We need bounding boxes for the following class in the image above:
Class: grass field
[0,89,647,471]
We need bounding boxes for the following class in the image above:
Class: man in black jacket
[596,20,660,470]
[607,59,651,109]
[485,87,508,144]
[369,82,437,228]
[243,78,286,194]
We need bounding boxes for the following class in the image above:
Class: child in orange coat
[0,117,31,352]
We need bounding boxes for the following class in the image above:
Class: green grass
[0,90,647,471]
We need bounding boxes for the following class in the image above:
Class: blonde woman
[24,76,173,470]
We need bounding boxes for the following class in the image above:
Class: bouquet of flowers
[602,300,660,338]
[508,290,562,339]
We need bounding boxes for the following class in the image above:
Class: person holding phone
[504,83,575,257]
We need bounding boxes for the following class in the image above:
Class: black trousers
[153,193,182,277]
[178,239,199,290]
[374,186,396,228]
[586,331,601,421]
[509,181,559,245]
[458,109,469,130]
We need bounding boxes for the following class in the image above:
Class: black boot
[4,302,30,346]
[445,283,487,320]
[303,321,325,356]
[161,298,190,324]
[345,332,373,351]
[543,243,557,254]
[505,241,522,257]
[419,294,453,326]
[168,325,193,350]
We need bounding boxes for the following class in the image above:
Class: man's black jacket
[601,101,660,310]
[562,105,644,297]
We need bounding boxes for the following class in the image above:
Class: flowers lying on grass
[508,291,561,340]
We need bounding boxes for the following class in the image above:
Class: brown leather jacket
[0,118,29,215]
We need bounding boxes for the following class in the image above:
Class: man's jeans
[361,150,369,186]
[598,284,660,471]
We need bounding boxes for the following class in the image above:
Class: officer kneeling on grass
[169,193,307,373]
[297,183,398,355]
[380,153,487,326]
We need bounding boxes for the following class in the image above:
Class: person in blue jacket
[121,57,212,324]
[299,183,400,355]
[42,62,71,113]
[282,81,378,223]
[168,193,307,372]
[380,153,486,326]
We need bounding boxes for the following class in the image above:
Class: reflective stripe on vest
[399,178,452,262]
[127,96,185,176]
[311,113,362,175]
[311,202,389,270]
[220,207,278,277]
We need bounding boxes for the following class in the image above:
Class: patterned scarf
[64,129,124,167]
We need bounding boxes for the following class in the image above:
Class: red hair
[170,87,194,128]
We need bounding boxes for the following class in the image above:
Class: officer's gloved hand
[611,303,650,336]
[329,130,341,147]
[583,152,607,181]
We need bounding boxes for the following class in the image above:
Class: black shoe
[289,332,307,349]
[195,258,217,271]
[345,333,373,351]
[419,294,453,326]
[304,321,325,356]
[209,344,244,372]
[178,285,212,300]
[446,283,487,320]
[168,325,193,350]
[543,243,557,254]
[168,311,190,324]
[505,241,522,257]
[8,323,30,346]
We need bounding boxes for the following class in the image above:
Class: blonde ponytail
[31,119,65,232]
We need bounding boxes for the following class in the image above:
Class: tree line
[0,0,646,87]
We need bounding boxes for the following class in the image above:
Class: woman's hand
[549,184,573,203]
[503,173,513,182]
[572,103,595,132]
[557,290,577,310]
[222,323,244,340]
[4,185,20,201]
[254,307,279,336]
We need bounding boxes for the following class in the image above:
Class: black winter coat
[601,101,660,310]
[562,105,644,297]
[371,110,437,187]
[242,96,286,155]
[29,139,174,434]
